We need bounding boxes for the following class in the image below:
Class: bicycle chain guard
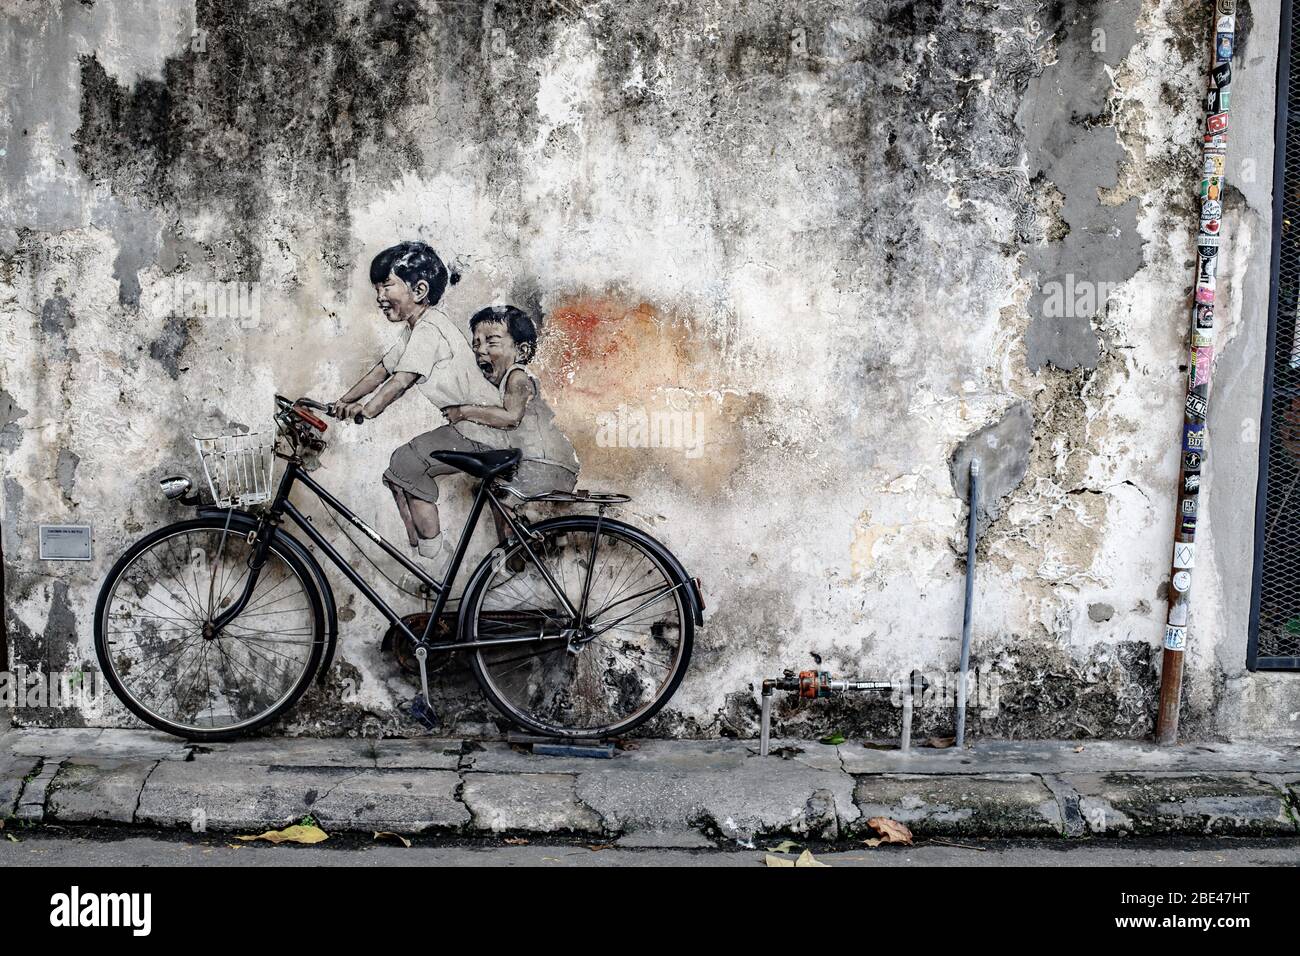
[383,612,456,677]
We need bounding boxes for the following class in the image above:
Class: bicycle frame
[209,458,577,656]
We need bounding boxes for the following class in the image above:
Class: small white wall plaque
[39,524,92,560]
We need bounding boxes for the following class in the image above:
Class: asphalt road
[2,828,1298,866]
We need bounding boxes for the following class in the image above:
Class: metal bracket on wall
[956,458,980,749]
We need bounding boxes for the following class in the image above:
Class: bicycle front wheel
[94,517,324,740]
[462,516,693,738]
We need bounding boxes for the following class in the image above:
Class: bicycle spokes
[101,528,318,734]
[470,526,687,735]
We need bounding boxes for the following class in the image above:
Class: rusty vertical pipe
[1156,0,1238,745]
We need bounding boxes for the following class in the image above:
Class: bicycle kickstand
[408,645,440,731]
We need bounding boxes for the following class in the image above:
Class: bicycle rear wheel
[462,516,693,738]
[94,517,324,740]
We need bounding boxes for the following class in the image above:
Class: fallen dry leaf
[503,837,530,846]
[764,849,829,867]
[237,824,328,845]
[373,831,411,848]
[587,844,616,851]
[926,736,956,749]
[861,837,884,847]
[865,817,914,846]
[768,839,801,853]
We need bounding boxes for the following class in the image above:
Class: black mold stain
[148,313,192,380]
[39,295,74,359]
[1,477,23,561]
[644,637,1159,742]
[1235,0,1252,61]
[73,0,444,281]
[0,388,28,453]
[45,580,77,673]
[56,449,81,506]
[6,580,77,679]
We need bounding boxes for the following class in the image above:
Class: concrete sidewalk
[3,727,1298,845]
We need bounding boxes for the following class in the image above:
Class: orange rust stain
[533,292,757,496]
[539,295,691,401]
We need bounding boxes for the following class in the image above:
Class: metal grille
[1251,0,1300,669]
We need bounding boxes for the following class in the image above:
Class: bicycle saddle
[428,447,521,479]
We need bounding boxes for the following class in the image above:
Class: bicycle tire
[460,515,694,738]
[94,516,325,741]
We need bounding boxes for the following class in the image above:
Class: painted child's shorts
[384,425,577,502]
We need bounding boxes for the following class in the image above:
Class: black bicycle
[93,395,702,741]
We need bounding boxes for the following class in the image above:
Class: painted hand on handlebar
[329,401,367,423]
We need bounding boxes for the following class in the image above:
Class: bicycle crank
[408,646,440,731]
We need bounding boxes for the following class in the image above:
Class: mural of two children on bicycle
[327,240,581,578]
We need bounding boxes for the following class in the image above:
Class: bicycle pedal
[407,693,440,731]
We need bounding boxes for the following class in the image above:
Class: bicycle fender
[197,507,340,683]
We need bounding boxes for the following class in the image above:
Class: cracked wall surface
[0,0,1293,741]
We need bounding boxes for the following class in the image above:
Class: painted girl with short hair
[328,241,508,576]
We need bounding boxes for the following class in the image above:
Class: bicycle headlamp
[158,475,193,501]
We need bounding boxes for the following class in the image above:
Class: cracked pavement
[3,728,1300,845]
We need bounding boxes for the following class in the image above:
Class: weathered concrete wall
[1,0,1294,741]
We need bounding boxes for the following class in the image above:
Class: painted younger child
[442,305,580,502]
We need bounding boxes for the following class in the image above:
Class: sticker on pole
[1173,542,1196,568]
[1165,625,1187,651]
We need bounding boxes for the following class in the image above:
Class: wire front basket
[193,430,276,508]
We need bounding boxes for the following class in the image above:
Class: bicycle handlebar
[294,396,364,425]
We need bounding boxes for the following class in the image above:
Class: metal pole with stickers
[1155,0,1236,745]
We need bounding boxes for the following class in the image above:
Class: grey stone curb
[4,731,1300,842]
